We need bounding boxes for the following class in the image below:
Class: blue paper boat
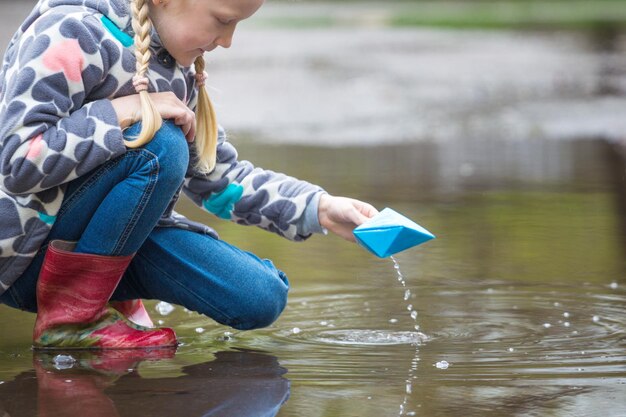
[353,208,435,258]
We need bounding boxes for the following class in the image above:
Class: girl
[0,0,378,349]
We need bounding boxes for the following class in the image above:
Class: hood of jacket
[19,0,132,37]
[0,0,170,93]
[0,1,128,90]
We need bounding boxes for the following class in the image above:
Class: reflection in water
[606,140,626,263]
[238,138,614,204]
[0,349,289,417]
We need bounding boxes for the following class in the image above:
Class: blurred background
[1,1,625,417]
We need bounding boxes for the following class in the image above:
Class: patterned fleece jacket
[0,0,326,295]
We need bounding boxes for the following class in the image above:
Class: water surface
[1,139,624,417]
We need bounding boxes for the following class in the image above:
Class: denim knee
[132,121,189,190]
[231,267,289,331]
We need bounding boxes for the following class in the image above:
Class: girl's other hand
[110,92,196,142]
[318,194,379,242]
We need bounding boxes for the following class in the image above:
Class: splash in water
[392,256,421,332]
[391,256,423,417]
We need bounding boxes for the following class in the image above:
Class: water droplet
[407,304,413,311]
[553,302,561,307]
[0,381,4,385]
[414,324,420,331]
[404,290,411,301]
[610,282,618,289]
[435,360,449,369]
[292,327,301,334]
[410,311,418,320]
[508,347,515,352]
[158,320,165,325]
[155,301,175,316]
[320,321,328,326]
[564,322,570,327]
[592,315,600,323]
[581,351,586,355]
[195,327,205,334]
[407,412,417,416]
[543,323,552,328]
[389,318,398,324]
[563,312,570,318]
[224,331,233,337]
[406,383,412,394]
[64,380,72,383]
[52,355,76,370]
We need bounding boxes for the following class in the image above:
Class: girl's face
[149,0,264,67]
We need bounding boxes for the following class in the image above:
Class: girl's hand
[318,194,379,242]
[110,92,196,142]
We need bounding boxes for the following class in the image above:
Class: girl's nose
[216,26,236,49]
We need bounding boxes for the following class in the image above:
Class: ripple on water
[309,329,428,346]
[162,279,625,388]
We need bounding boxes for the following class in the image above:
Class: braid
[131,0,152,80]
[125,0,162,148]
[193,56,218,174]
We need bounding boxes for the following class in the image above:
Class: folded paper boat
[353,208,435,258]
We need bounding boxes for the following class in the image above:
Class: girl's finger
[353,210,370,226]
[186,126,196,143]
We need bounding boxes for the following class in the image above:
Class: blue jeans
[0,121,289,330]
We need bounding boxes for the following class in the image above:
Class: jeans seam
[56,149,160,256]
[135,251,235,324]
[57,159,117,219]
[57,150,155,220]
[113,154,159,255]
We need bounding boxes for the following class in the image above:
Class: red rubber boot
[33,240,177,349]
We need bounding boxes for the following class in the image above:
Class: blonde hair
[126,0,218,174]
[192,57,219,174]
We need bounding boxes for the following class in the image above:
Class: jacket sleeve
[0,12,126,195]
[182,126,326,241]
